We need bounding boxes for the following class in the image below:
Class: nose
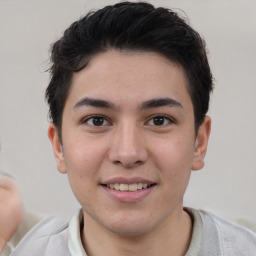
[108,123,148,168]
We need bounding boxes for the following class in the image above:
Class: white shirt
[9,208,256,256]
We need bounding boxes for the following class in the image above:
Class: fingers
[0,237,7,254]
[0,173,24,242]
[0,173,18,191]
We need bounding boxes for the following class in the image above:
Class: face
[49,50,210,236]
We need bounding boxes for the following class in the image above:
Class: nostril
[112,159,144,169]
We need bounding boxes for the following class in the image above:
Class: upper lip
[101,177,156,185]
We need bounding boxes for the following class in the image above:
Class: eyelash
[146,114,174,127]
[81,115,111,127]
[81,114,174,127]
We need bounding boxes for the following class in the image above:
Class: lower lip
[101,185,155,202]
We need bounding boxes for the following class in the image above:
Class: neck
[81,208,192,256]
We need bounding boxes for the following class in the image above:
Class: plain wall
[0,0,256,220]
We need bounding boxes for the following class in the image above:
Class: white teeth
[119,184,129,191]
[106,183,152,191]
[128,184,137,192]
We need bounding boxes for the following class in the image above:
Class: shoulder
[198,209,256,255]
[10,216,70,256]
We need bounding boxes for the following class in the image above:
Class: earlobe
[192,116,211,171]
[48,124,67,174]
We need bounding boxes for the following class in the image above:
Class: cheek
[63,140,100,207]
[63,135,104,175]
[152,134,195,192]
[154,135,195,170]
[62,135,109,199]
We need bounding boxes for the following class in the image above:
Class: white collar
[68,209,87,256]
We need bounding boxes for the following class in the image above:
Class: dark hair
[46,1,213,137]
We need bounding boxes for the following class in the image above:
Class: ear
[192,116,211,171]
[48,123,67,174]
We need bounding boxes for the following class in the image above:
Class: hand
[0,174,24,252]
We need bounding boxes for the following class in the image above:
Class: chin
[107,223,152,237]
[103,214,155,237]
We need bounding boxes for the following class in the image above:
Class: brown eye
[147,115,173,126]
[91,116,104,126]
[83,115,110,127]
[153,116,165,126]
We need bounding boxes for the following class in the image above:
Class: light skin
[49,50,211,256]
[0,174,24,253]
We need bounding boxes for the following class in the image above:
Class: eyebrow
[139,97,183,110]
[74,97,115,110]
[73,97,183,110]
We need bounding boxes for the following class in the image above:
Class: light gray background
[0,0,255,220]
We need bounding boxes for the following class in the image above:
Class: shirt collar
[68,209,87,256]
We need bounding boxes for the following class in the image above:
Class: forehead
[66,50,192,109]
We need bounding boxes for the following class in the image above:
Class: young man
[9,2,256,255]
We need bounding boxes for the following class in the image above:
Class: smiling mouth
[102,183,156,192]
